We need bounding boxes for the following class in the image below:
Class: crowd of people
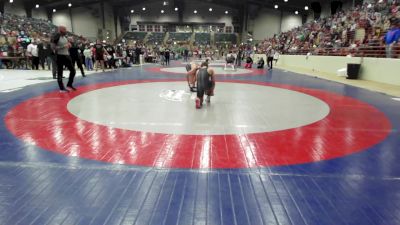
[254,0,400,58]
[0,12,57,41]
[1,0,400,74]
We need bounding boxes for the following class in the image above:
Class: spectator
[165,47,171,66]
[183,48,189,62]
[27,39,39,70]
[94,39,107,72]
[236,48,243,67]
[83,45,93,71]
[244,55,253,68]
[273,51,280,65]
[384,19,400,58]
[69,37,85,77]
[37,39,46,70]
[257,57,265,69]
[104,42,116,69]
[45,39,57,78]
[267,47,275,70]
[226,51,235,64]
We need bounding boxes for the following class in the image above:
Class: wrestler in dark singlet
[195,62,215,108]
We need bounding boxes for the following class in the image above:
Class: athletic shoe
[66,86,77,91]
[59,89,70,93]
[195,98,201,109]
[206,96,211,103]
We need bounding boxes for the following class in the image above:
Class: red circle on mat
[145,67,266,76]
[4,80,392,169]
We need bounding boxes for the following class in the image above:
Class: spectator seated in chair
[257,57,265,69]
[244,55,253,68]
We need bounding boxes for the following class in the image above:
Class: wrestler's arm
[208,68,215,82]
[188,63,198,75]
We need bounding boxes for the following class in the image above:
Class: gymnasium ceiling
[25,0,337,14]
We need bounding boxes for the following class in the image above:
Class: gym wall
[128,0,234,28]
[250,8,302,40]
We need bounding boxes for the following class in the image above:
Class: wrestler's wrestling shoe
[195,98,201,109]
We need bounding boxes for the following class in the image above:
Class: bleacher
[147,32,165,45]
[194,33,211,45]
[258,1,400,59]
[168,32,192,43]
[215,33,237,44]
[285,44,400,58]
[122,32,147,42]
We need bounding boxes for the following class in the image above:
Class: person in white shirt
[83,46,93,71]
[266,47,275,70]
[273,51,280,65]
[27,40,39,70]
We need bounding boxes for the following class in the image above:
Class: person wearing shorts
[195,61,215,109]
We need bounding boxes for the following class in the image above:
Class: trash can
[347,63,361,79]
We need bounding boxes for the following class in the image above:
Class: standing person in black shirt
[37,39,46,70]
[131,48,137,64]
[78,40,86,69]
[266,47,275,70]
[183,48,189,62]
[164,47,170,66]
[105,43,116,69]
[159,47,165,66]
[69,37,85,77]
[94,40,107,72]
[236,48,243,67]
[135,45,141,65]
[126,46,133,64]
